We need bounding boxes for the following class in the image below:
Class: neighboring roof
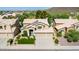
[55,19,79,29]
[34,27,54,34]
[55,19,78,24]
[23,19,37,24]
[0,19,17,25]
[23,19,49,25]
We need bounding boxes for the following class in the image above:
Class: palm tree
[48,15,56,27]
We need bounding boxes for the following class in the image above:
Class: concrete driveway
[0,38,7,49]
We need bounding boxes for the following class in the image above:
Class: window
[4,25,6,30]
[35,28,36,30]
[43,25,45,28]
[29,29,33,36]
[0,26,2,29]
[38,26,42,29]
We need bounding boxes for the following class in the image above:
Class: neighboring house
[55,18,79,36]
[23,19,49,36]
[0,19,20,39]
[3,13,16,17]
[2,13,16,19]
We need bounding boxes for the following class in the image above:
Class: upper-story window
[0,26,3,29]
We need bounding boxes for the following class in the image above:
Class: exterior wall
[0,33,14,39]
[24,28,35,36]
[7,33,14,38]
[35,33,54,49]
[23,24,49,36]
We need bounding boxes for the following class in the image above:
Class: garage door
[35,33,54,48]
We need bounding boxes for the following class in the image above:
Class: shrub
[7,39,14,45]
[57,31,62,37]
[73,39,78,42]
[53,37,55,40]
[22,31,28,37]
[64,35,68,38]
[67,37,72,42]
[17,36,36,44]
[54,39,59,44]
[65,29,79,42]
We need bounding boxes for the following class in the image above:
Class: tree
[23,12,29,18]
[56,13,69,19]
[47,15,56,27]
[0,11,3,15]
[35,10,48,19]
[16,14,26,26]
[35,10,42,19]
[77,15,79,20]
[41,11,48,19]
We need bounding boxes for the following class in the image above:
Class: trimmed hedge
[17,36,35,44]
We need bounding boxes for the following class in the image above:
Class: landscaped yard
[15,30,36,44]
[64,29,79,42]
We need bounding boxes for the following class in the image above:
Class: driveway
[0,38,7,49]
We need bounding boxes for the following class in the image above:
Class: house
[23,19,56,48]
[0,19,20,39]
[23,19,49,36]
[22,18,79,48]
[55,18,79,36]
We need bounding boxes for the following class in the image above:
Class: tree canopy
[47,15,56,27]
[35,10,48,19]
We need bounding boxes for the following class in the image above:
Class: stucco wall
[0,33,14,39]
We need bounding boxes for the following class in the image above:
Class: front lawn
[64,29,79,42]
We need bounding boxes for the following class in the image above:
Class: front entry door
[29,29,33,36]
